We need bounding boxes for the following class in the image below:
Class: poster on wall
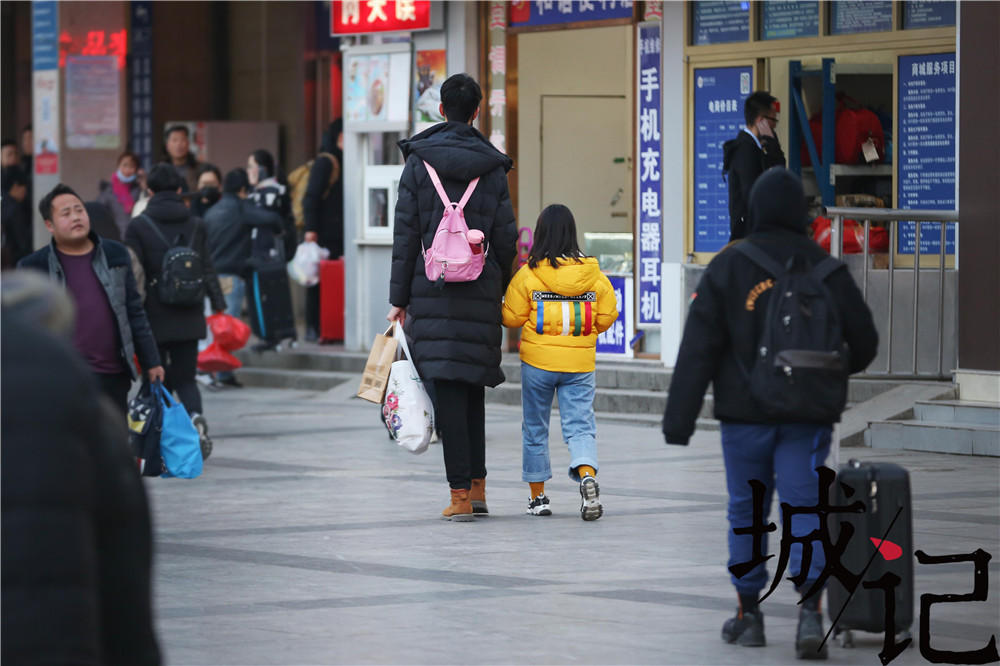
[691,1,750,45]
[66,56,121,149]
[897,53,956,255]
[344,50,411,131]
[636,23,662,326]
[904,0,955,29]
[509,0,634,27]
[596,276,634,358]
[692,66,752,253]
[761,1,819,40]
[830,1,892,35]
[32,0,59,174]
[413,49,446,134]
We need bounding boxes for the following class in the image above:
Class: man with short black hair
[18,183,164,412]
[723,91,787,241]
[387,73,518,521]
[125,164,226,457]
[161,124,200,193]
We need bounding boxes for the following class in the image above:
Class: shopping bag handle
[152,379,176,408]
[392,320,421,380]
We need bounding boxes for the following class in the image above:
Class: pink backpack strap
[423,160,479,210]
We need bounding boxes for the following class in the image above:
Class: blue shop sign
[761,1,819,40]
[692,1,749,46]
[831,1,893,35]
[32,1,59,71]
[904,0,956,29]
[509,1,634,28]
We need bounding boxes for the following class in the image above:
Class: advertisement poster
[636,23,662,326]
[413,49,446,134]
[366,55,389,124]
[32,0,59,174]
[897,53,956,255]
[345,50,410,129]
[66,56,121,149]
[693,66,752,253]
[345,56,369,124]
[596,276,634,358]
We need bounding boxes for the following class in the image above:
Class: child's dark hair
[528,204,585,270]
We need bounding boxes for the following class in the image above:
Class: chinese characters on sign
[487,1,507,153]
[509,0,634,28]
[636,23,661,326]
[32,1,60,175]
[691,1,749,45]
[898,53,956,255]
[761,1,819,40]
[332,0,431,35]
[693,67,752,253]
[904,0,956,29]
[596,276,634,357]
[66,56,120,149]
[830,1,893,35]
[131,1,154,169]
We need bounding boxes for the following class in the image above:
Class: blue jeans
[520,362,598,483]
[720,422,832,596]
[217,274,245,382]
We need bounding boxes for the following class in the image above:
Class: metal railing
[823,207,959,379]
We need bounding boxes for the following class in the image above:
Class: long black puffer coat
[389,122,518,387]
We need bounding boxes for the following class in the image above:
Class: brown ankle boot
[441,488,475,522]
[470,478,488,516]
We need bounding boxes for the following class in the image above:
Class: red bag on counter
[812,217,889,254]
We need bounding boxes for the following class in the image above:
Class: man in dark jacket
[125,164,226,458]
[18,183,164,412]
[388,73,518,521]
[662,168,878,659]
[303,119,344,341]
[1,164,32,267]
[723,91,786,241]
[2,304,161,666]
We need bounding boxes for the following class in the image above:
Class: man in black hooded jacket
[723,91,786,241]
[662,168,878,659]
[387,73,518,522]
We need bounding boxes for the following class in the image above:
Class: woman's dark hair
[116,151,139,169]
[250,149,275,181]
[196,162,222,183]
[528,204,585,270]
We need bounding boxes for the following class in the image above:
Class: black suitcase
[827,459,914,647]
[245,226,297,347]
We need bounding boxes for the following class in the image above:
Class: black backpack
[735,242,850,423]
[141,214,206,306]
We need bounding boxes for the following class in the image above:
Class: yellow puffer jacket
[502,257,618,373]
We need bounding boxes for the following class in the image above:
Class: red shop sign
[332,0,431,35]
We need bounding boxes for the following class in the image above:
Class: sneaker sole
[526,506,552,516]
[200,436,213,461]
[580,478,603,521]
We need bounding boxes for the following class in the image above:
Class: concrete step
[234,347,369,374]
[235,367,355,391]
[487,382,713,419]
[913,399,1000,426]
[865,419,1000,456]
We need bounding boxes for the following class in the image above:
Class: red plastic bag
[812,217,889,254]
[197,342,242,373]
[207,313,251,352]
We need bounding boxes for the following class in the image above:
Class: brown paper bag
[357,326,398,403]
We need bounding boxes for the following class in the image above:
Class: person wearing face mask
[97,152,144,240]
[191,163,222,218]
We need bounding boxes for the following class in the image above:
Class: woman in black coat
[125,164,225,455]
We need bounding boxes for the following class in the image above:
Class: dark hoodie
[303,119,345,257]
[723,130,786,241]
[389,121,518,387]
[124,191,226,343]
[662,168,878,444]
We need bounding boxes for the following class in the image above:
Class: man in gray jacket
[19,183,164,412]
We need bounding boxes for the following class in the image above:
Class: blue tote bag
[154,382,203,479]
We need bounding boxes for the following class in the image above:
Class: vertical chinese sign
[596,276,635,358]
[487,1,506,153]
[32,1,60,175]
[131,1,153,169]
[636,22,662,326]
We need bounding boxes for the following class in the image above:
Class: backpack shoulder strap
[140,214,173,249]
[733,241,786,279]
[422,160,479,210]
[811,256,845,282]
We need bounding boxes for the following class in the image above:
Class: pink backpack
[421,161,486,284]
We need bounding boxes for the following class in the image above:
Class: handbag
[357,325,398,403]
[383,321,434,454]
[128,382,164,477]
[155,382,204,479]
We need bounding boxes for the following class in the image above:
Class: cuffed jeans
[720,422,832,596]
[520,361,599,483]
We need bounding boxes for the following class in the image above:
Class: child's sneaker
[579,476,603,521]
[526,494,552,516]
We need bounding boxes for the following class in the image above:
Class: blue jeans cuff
[567,457,598,481]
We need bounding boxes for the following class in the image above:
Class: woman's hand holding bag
[382,321,435,454]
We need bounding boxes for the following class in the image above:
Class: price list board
[693,66,752,253]
[904,0,956,29]
[761,1,819,40]
[830,1,892,35]
[691,1,749,45]
[897,53,956,255]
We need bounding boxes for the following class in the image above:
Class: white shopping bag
[287,241,329,287]
[382,321,434,454]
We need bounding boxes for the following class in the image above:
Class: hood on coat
[398,122,512,181]
[143,191,192,224]
[747,167,810,235]
[722,129,757,175]
[529,257,605,297]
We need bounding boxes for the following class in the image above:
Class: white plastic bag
[382,321,434,454]
[287,241,329,287]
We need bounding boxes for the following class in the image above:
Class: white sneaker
[579,476,603,521]
[526,494,552,516]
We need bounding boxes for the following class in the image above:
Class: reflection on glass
[368,132,405,166]
[584,232,634,275]
[368,187,389,227]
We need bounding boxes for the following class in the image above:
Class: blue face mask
[117,169,137,183]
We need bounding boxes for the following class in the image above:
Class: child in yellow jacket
[502,204,618,520]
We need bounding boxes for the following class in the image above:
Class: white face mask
[117,169,137,183]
